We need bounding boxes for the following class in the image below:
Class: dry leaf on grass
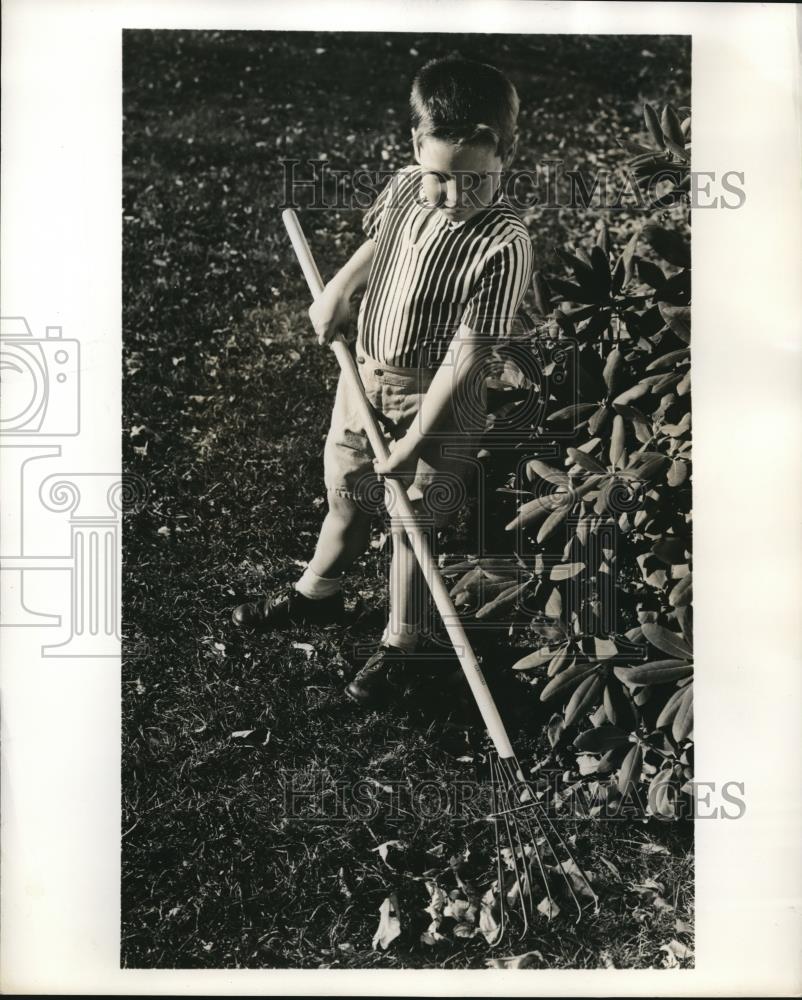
[372,840,408,866]
[372,894,401,951]
[640,839,670,855]
[661,939,694,967]
[487,949,545,969]
[478,888,502,945]
[550,857,599,904]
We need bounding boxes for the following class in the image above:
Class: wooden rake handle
[282,208,515,760]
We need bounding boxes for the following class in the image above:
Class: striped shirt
[356,163,533,369]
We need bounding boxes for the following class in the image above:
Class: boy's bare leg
[297,492,372,593]
[233,492,370,628]
[383,519,432,652]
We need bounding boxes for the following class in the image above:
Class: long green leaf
[574,724,630,753]
[617,743,643,796]
[643,619,685,656]
[615,660,694,686]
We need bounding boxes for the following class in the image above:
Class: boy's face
[412,132,510,223]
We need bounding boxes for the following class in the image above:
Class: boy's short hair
[409,55,520,158]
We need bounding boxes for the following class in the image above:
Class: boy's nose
[443,178,459,208]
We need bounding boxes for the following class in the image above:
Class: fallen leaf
[372,839,407,865]
[675,918,693,936]
[478,889,502,945]
[537,897,561,920]
[661,939,694,967]
[487,949,545,969]
[551,858,598,903]
[291,642,314,658]
[372,894,401,950]
[229,728,270,746]
[453,923,477,939]
[424,882,448,921]
[640,840,670,855]
[444,897,476,924]
[420,920,446,946]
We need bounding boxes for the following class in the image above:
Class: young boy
[233,55,533,706]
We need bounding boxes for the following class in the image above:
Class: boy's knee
[326,489,369,524]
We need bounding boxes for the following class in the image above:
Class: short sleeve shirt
[357,164,533,368]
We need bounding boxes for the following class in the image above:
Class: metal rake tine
[502,769,584,922]
[522,774,598,911]
[490,754,530,939]
[489,755,508,945]
[490,755,527,939]
[519,801,585,922]
[503,789,537,929]
[508,763,599,920]
[497,758,547,923]
[499,758,555,917]
[536,806,599,918]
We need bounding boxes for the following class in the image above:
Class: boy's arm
[329,238,377,298]
[372,323,492,474]
[308,239,377,345]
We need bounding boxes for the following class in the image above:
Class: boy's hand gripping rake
[283,208,598,938]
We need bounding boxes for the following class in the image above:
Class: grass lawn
[122,28,693,969]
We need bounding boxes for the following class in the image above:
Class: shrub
[445,103,693,821]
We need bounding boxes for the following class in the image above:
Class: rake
[282,208,598,939]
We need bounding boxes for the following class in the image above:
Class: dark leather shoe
[345,643,445,707]
[231,586,344,631]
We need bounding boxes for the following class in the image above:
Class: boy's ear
[502,132,518,168]
[411,128,422,163]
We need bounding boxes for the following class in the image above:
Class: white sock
[381,621,419,653]
[294,565,343,600]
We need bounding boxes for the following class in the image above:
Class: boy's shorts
[323,349,488,529]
